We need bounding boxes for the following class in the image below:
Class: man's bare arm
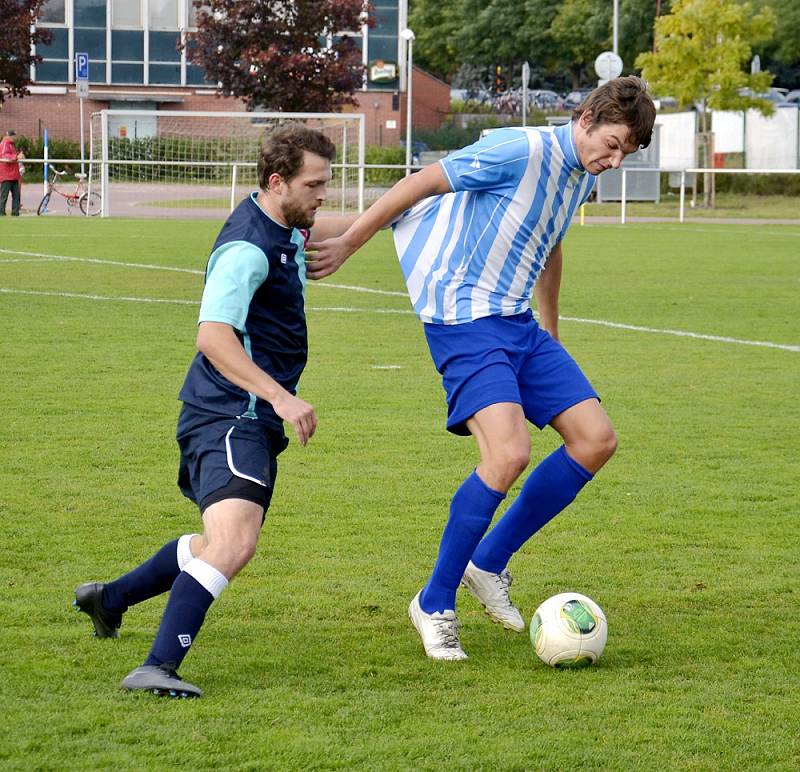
[196,322,317,446]
[305,163,451,280]
[534,242,563,340]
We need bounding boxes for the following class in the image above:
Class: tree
[409,0,657,92]
[0,0,52,106]
[637,0,775,207]
[408,0,464,82]
[549,0,611,88]
[635,0,776,132]
[752,0,800,86]
[184,0,369,112]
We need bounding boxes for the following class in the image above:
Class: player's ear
[579,110,594,130]
[267,172,284,193]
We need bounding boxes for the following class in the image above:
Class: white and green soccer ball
[530,592,607,668]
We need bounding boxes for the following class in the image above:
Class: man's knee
[482,438,531,491]
[570,424,618,472]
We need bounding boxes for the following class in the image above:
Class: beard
[281,197,316,230]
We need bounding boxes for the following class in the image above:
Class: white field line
[0,287,198,305]
[0,248,204,275]
[1,248,798,353]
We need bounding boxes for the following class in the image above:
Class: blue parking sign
[76,53,89,80]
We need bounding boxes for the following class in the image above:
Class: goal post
[89,110,365,219]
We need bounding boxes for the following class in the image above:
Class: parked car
[450,87,492,105]
[738,87,789,103]
[400,140,430,165]
[783,89,800,104]
[529,89,563,111]
[563,89,593,110]
[653,95,678,110]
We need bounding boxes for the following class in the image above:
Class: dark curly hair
[258,123,336,189]
[572,76,656,149]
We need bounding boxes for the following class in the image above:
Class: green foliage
[636,0,778,129]
[715,172,800,195]
[549,0,612,84]
[449,99,496,115]
[106,136,255,183]
[363,145,405,186]
[754,0,800,65]
[408,0,465,81]
[1,219,799,768]
[410,0,677,90]
[416,122,488,150]
[13,135,84,182]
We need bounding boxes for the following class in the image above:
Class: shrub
[13,136,84,182]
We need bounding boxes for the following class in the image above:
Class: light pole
[400,27,415,176]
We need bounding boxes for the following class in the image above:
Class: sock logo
[178,634,192,648]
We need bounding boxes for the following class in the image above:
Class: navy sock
[143,571,215,670]
[102,539,181,614]
[471,445,593,574]
[420,471,505,614]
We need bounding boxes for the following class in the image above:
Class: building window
[112,29,145,85]
[150,0,179,30]
[36,61,69,82]
[38,0,66,25]
[112,0,142,28]
[37,27,69,59]
[149,64,181,85]
[74,0,106,27]
[187,1,210,29]
[112,63,145,84]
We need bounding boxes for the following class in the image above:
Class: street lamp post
[400,27,415,176]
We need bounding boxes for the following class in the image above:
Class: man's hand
[271,389,317,447]
[305,236,354,280]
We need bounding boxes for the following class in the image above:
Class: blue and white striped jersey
[392,123,595,325]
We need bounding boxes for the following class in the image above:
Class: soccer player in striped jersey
[308,77,656,660]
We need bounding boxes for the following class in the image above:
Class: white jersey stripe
[392,124,596,324]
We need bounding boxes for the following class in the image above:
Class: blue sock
[471,445,593,574]
[143,559,228,670]
[102,539,181,614]
[419,471,505,614]
[102,534,197,614]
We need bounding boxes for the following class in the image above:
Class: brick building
[0,0,448,150]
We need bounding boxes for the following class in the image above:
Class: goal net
[88,110,365,219]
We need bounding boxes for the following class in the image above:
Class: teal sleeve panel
[290,228,307,294]
[198,240,269,331]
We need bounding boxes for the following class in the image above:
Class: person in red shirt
[0,130,24,216]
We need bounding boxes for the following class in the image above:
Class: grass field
[136,192,800,221]
[0,217,798,770]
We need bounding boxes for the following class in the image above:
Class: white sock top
[177,533,200,572]
[183,558,229,599]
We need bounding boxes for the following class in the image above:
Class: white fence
[657,107,800,169]
[20,158,800,224]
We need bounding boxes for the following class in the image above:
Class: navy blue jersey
[179,193,308,432]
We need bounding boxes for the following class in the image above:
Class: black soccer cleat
[73,582,123,639]
[121,665,202,698]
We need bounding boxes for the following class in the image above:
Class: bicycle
[37,168,101,216]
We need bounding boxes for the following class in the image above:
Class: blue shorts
[176,405,288,514]
[423,311,599,436]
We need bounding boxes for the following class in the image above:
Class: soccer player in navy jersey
[74,124,359,696]
[308,77,656,660]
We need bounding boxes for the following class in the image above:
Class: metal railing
[19,159,800,223]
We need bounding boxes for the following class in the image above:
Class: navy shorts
[423,310,599,436]
[176,405,288,515]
